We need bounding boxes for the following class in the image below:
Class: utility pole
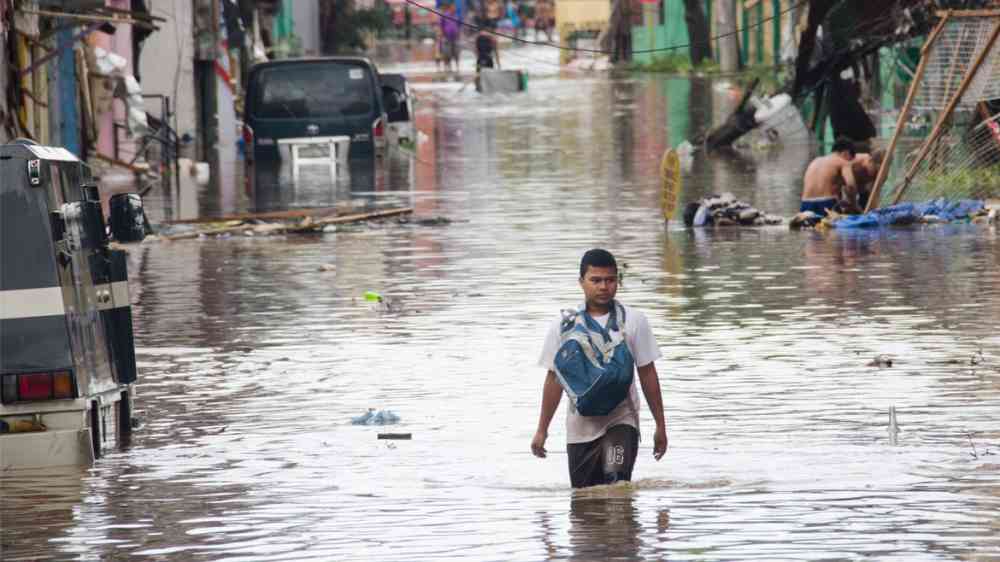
[716,0,739,72]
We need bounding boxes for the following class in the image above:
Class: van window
[252,63,375,119]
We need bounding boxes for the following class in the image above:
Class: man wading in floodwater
[531,249,668,488]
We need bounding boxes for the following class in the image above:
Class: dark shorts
[476,56,494,72]
[567,424,639,488]
[800,197,838,216]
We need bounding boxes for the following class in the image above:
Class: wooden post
[864,12,951,212]
[890,19,1000,205]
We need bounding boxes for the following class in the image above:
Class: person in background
[852,149,885,210]
[516,0,529,40]
[506,0,522,39]
[484,0,502,29]
[534,0,553,42]
[475,28,500,73]
[434,18,444,71]
[439,3,461,73]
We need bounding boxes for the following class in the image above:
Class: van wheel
[119,390,132,442]
[89,400,101,460]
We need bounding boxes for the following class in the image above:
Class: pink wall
[89,0,134,160]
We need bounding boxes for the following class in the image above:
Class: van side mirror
[108,193,148,243]
[382,86,403,115]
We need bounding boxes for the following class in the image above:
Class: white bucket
[754,93,808,142]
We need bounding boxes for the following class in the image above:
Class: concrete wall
[139,0,198,147]
[292,0,322,56]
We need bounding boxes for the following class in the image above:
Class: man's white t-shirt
[537,303,661,444]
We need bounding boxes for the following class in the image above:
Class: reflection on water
[3,46,1000,561]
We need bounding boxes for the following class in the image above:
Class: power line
[401,0,808,55]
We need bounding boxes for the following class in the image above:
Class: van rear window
[252,63,375,119]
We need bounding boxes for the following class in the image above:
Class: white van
[0,140,145,469]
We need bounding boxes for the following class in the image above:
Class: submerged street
[3,45,1000,561]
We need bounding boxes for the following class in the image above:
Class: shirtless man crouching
[800,139,862,216]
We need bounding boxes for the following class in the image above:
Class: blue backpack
[553,302,635,416]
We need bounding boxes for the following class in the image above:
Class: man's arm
[840,163,861,213]
[531,370,563,458]
[637,362,668,460]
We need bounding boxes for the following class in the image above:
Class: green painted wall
[631,0,699,65]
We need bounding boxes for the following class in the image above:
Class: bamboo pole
[864,13,951,212]
[936,9,1000,18]
[890,19,1000,205]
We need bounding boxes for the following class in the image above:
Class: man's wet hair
[580,248,617,278]
[832,138,856,157]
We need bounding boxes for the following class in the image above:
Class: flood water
[3,44,1000,561]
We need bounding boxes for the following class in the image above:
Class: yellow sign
[660,148,682,221]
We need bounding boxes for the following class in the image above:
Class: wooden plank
[161,207,414,241]
[164,207,343,225]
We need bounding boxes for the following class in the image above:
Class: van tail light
[242,123,254,156]
[1,371,76,404]
[372,117,385,145]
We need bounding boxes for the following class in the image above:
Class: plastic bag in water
[351,409,401,425]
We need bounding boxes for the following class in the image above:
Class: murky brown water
[3,45,1000,561]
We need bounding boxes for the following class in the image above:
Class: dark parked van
[0,141,146,468]
[242,56,408,200]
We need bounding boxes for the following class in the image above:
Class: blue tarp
[833,199,985,229]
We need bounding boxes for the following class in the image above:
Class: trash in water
[683,193,783,227]
[867,355,893,368]
[789,210,823,230]
[378,433,412,440]
[363,291,397,312]
[351,409,401,425]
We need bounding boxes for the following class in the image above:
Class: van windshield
[253,63,375,119]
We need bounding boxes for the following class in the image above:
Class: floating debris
[351,409,401,425]
[377,433,412,440]
[867,355,893,368]
[789,211,823,229]
[397,215,454,227]
[155,207,414,241]
[889,406,899,446]
[683,193,783,227]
